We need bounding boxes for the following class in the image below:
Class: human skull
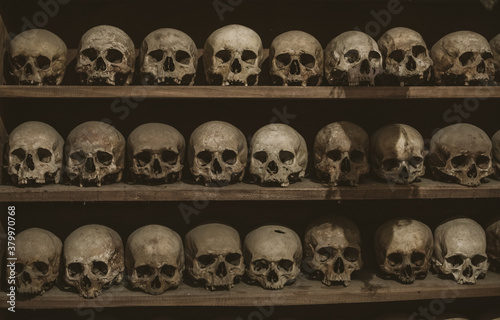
[374,219,433,284]
[377,27,433,86]
[9,29,67,85]
[433,218,489,284]
[243,225,302,290]
[303,215,363,286]
[314,121,369,186]
[125,225,184,295]
[64,224,124,298]
[184,223,244,290]
[140,28,198,85]
[250,124,307,187]
[65,121,125,187]
[76,25,135,85]
[325,31,382,86]
[491,34,500,81]
[15,228,62,295]
[431,31,495,86]
[188,121,247,186]
[370,124,426,184]
[127,123,185,184]
[428,123,493,187]
[492,129,500,179]
[486,218,500,272]
[8,121,64,185]
[204,24,263,86]
[269,30,323,86]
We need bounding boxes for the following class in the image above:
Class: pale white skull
[491,34,500,81]
[492,129,500,179]
[269,30,323,86]
[76,25,135,86]
[486,218,500,272]
[374,219,433,284]
[9,29,67,85]
[188,121,247,186]
[250,124,307,187]
[64,224,124,298]
[314,121,369,186]
[184,223,244,290]
[140,28,198,85]
[65,121,125,187]
[370,124,426,184]
[325,31,383,86]
[15,228,62,295]
[377,27,433,86]
[204,24,263,86]
[8,121,64,185]
[243,225,302,290]
[433,218,489,285]
[428,123,493,187]
[431,31,495,86]
[304,215,363,286]
[127,123,185,184]
[125,225,184,295]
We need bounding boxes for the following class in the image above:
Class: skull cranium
[486,217,500,272]
[491,34,500,81]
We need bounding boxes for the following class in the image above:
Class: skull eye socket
[82,48,98,61]
[242,50,257,64]
[68,263,84,277]
[35,56,51,70]
[369,51,381,61]
[11,148,26,161]
[198,254,216,268]
[446,255,464,267]
[482,52,493,60]
[16,263,25,275]
[350,150,365,164]
[253,151,268,164]
[317,247,334,262]
[135,151,152,167]
[106,49,124,63]
[225,253,242,266]
[278,259,294,272]
[96,151,113,166]
[388,253,403,266]
[12,55,27,69]
[382,159,400,171]
[344,247,360,262]
[161,265,177,277]
[148,49,164,62]
[136,265,153,278]
[459,52,475,66]
[471,254,487,266]
[215,50,231,63]
[411,252,426,267]
[476,155,491,169]
[389,50,405,63]
[33,261,49,275]
[222,150,237,165]
[197,151,213,166]
[412,45,427,58]
[275,53,291,68]
[92,261,108,276]
[175,50,191,65]
[327,150,342,161]
[344,50,360,63]
[279,150,295,165]
[410,156,424,168]
[300,54,316,68]
[451,155,467,168]
[37,148,52,163]
[162,150,178,165]
[253,259,269,272]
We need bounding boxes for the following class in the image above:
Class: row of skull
[7,120,500,188]
[8,25,500,87]
[11,216,500,299]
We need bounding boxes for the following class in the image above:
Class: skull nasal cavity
[212,158,223,174]
[290,60,301,75]
[267,269,279,283]
[216,262,227,277]
[467,165,477,178]
[153,158,162,174]
[231,59,242,74]
[85,158,96,173]
[82,275,92,288]
[152,276,162,289]
[341,157,351,173]
[164,56,175,72]
[360,60,370,74]
[26,154,35,171]
[334,257,345,273]
[400,166,409,179]
[463,265,473,278]
[25,63,33,75]
[22,271,32,284]
[404,264,413,277]
[267,161,279,174]
[477,61,486,73]
[406,56,416,71]
[96,57,106,71]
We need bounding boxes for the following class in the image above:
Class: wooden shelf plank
[2,177,500,202]
[8,271,500,309]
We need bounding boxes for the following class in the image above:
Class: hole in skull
[253,259,269,272]
[317,247,333,262]
[451,155,467,168]
[482,52,494,60]
[410,156,423,168]
[446,255,464,267]
[225,253,242,266]
[97,151,113,166]
[242,50,257,64]
[369,51,381,61]
[23,271,32,284]
[344,50,360,64]
[68,262,84,277]
[278,259,294,272]
[175,50,191,65]
[471,255,487,266]
[197,151,212,166]
[106,49,124,63]
[300,54,316,68]
[222,150,237,165]
[70,151,86,164]
[275,53,291,68]
[161,265,177,278]
[382,159,400,171]
[389,50,405,63]
[82,48,99,61]
[279,150,295,165]
[148,50,164,62]
[135,151,152,167]
[11,148,26,161]
[274,229,285,234]
[136,265,153,278]
[476,155,491,169]
[327,150,342,161]
[92,261,108,276]
[33,262,49,275]
[35,56,51,70]
[37,148,52,163]
[412,45,427,57]
[459,52,475,66]
[344,247,360,262]
[198,254,216,268]
[411,252,426,267]
[16,263,24,275]
[162,150,178,165]
[215,50,231,63]
[350,150,365,164]
[253,151,267,164]
[388,253,403,266]
[12,55,27,69]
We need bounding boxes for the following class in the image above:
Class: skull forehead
[316,121,368,152]
[11,29,67,57]
[191,121,245,151]
[330,31,377,53]
[378,219,432,254]
[10,121,63,150]
[271,31,322,55]
[64,224,123,261]
[80,25,134,52]
[307,215,361,248]
[245,225,301,260]
[127,225,183,261]
[252,124,303,152]
[372,124,424,159]
[145,28,196,52]
[431,124,491,155]
[67,121,125,150]
[436,218,487,256]
[432,31,491,59]
[378,27,426,52]
[17,228,62,262]
[128,123,184,152]
[186,223,241,255]
[207,24,263,53]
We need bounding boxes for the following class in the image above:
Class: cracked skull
[243,225,302,290]
[491,34,500,81]
[431,31,495,86]
[370,124,426,185]
[304,215,363,286]
[204,24,263,86]
[76,25,135,85]
[250,124,307,187]
[128,123,185,184]
[375,219,433,284]
[65,121,125,187]
[126,225,184,295]
[188,121,247,186]
[140,28,198,85]
[428,123,493,187]
[314,121,369,186]
[8,121,64,185]
[15,228,62,295]
[486,218,500,272]
[325,31,382,86]
[185,223,244,290]
[64,224,124,298]
[269,30,323,86]
[433,218,489,284]
[9,29,67,85]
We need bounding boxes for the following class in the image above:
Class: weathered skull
[433,218,489,284]
[314,121,369,186]
[250,124,307,187]
[492,129,500,179]
[491,34,500,81]
[125,225,184,295]
[428,123,493,187]
[9,29,67,85]
[486,218,500,272]
[65,121,125,187]
[184,223,244,290]
[377,27,433,86]
[303,215,363,286]
[140,28,198,85]
[370,124,426,184]
[8,121,64,185]
[64,224,124,298]
[243,225,302,290]
[374,219,433,284]
[127,123,185,184]
[325,31,383,86]
[269,30,323,86]
[76,25,135,85]
[188,121,247,186]
[15,228,62,295]
[204,24,263,86]
[431,31,495,86]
